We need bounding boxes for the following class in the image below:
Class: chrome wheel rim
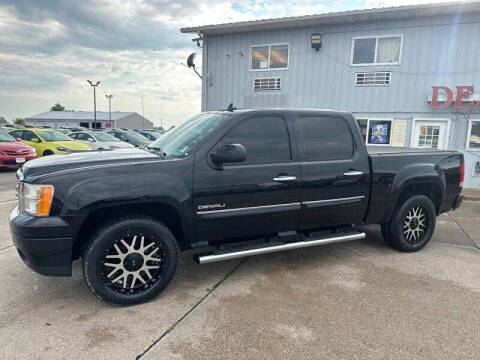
[102,234,165,294]
[403,206,428,244]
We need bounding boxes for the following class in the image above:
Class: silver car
[69,131,134,150]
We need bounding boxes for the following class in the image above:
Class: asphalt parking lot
[1,168,479,359]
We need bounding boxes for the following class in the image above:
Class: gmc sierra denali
[9,109,464,305]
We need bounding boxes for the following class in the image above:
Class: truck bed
[367,146,458,156]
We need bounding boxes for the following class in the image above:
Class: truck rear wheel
[82,216,178,306]
[381,195,436,252]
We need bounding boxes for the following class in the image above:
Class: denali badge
[198,203,226,210]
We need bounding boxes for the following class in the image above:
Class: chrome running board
[194,231,365,264]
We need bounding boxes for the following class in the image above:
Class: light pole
[87,80,101,129]
[105,94,114,128]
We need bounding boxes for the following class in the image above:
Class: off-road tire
[381,195,436,252]
[82,216,178,306]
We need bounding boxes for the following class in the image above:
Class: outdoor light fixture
[87,80,101,129]
[311,33,322,50]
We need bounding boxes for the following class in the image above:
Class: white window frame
[250,43,290,71]
[360,118,394,146]
[350,34,403,66]
[466,119,480,151]
[410,118,451,150]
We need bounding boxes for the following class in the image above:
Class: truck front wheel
[82,216,178,305]
[381,195,436,252]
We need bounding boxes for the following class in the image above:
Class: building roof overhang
[181,1,480,35]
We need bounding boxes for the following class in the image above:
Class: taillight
[460,161,465,188]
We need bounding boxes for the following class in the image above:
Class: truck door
[294,114,370,231]
[193,115,301,243]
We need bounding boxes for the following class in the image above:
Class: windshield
[0,131,15,142]
[149,113,231,157]
[94,132,120,142]
[37,131,72,141]
[124,131,150,143]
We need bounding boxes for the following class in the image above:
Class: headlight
[56,147,71,152]
[19,183,54,216]
[30,147,36,154]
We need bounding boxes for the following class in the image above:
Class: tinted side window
[23,131,40,142]
[10,130,23,139]
[76,133,90,141]
[296,116,354,161]
[221,116,291,164]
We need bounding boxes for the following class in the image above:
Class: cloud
[0,0,442,125]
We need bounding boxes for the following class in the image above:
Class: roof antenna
[226,103,236,112]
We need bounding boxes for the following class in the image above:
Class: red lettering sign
[455,86,474,109]
[431,85,479,110]
[431,86,453,108]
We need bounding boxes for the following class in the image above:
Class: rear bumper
[452,194,464,211]
[9,207,73,276]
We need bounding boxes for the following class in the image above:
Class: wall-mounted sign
[428,86,480,110]
[473,161,480,177]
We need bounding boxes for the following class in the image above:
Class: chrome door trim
[303,195,366,208]
[196,202,301,218]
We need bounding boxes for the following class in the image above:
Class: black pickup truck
[9,109,464,305]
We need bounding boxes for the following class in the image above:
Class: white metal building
[25,111,154,130]
[182,1,480,188]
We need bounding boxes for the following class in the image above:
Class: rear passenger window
[296,116,354,161]
[221,116,291,164]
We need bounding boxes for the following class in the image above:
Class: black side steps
[193,230,365,264]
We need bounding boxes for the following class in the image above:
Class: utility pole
[105,94,114,128]
[87,80,101,128]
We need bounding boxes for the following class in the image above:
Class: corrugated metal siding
[203,12,480,188]
[205,13,480,113]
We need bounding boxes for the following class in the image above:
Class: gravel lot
[1,169,479,359]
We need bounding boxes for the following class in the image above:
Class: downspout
[201,34,208,112]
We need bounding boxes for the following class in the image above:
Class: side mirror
[210,144,246,165]
[87,138,95,142]
[16,138,22,142]
[31,138,40,143]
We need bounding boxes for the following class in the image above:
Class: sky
[0,0,451,127]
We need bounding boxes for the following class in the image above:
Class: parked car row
[0,130,37,168]
[0,126,160,167]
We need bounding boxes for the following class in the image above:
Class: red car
[0,130,37,168]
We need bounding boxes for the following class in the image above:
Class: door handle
[273,176,297,182]
[344,171,363,177]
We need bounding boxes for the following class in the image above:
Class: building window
[418,125,441,149]
[467,120,480,150]
[251,44,289,70]
[356,72,391,86]
[351,35,402,66]
[253,77,281,91]
[357,119,393,145]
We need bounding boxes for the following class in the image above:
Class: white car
[69,131,134,150]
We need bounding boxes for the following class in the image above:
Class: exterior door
[294,114,370,231]
[411,120,449,149]
[193,115,301,243]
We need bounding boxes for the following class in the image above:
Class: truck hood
[20,148,159,181]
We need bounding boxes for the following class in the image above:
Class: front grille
[4,150,30,156]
